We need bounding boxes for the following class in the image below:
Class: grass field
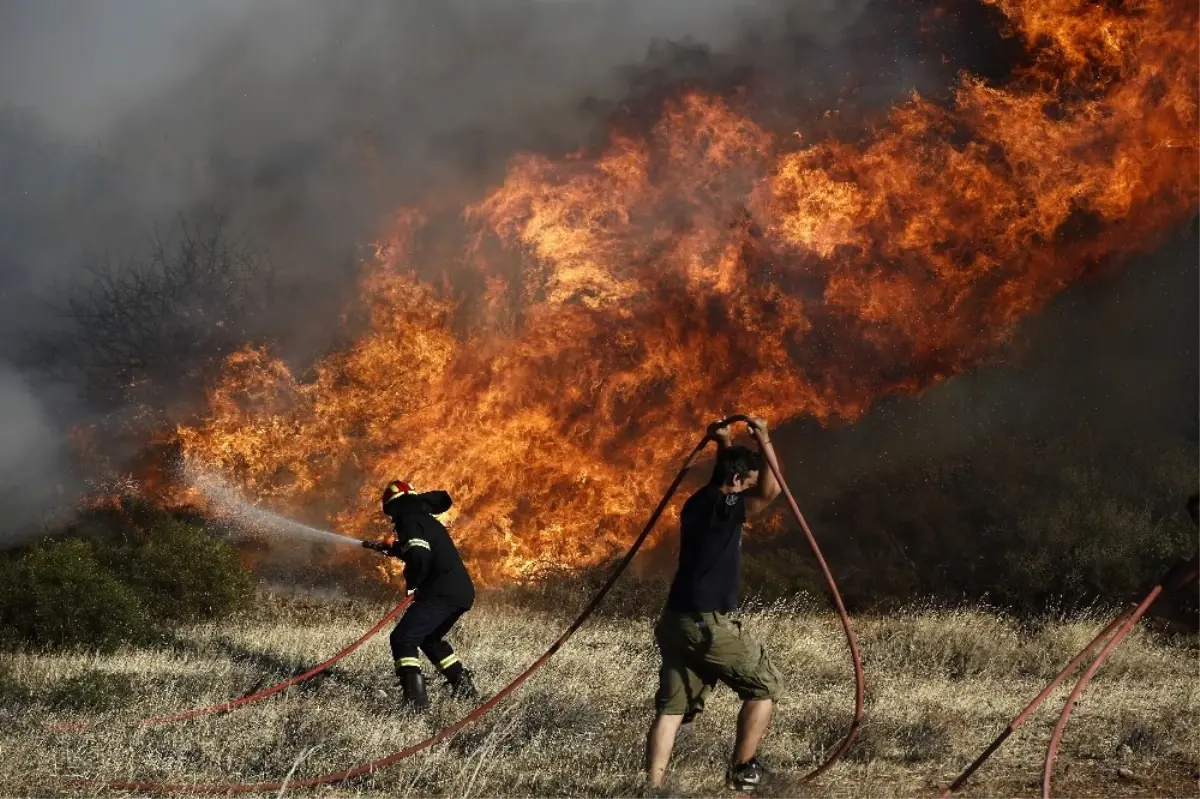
[1,592,1196,798]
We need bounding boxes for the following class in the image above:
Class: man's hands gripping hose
[363,539,418,595]
[743,417,781,514]
[706,415,769,444]
[706,415,773,464]
[706,420,733,446]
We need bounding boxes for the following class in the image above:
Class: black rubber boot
[448,669,479,700]
[399,670,430,710]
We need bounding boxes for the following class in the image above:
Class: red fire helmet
[382,480,414,505]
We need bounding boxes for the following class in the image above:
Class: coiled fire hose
[46,597,413,733]
[69,415,864,794]
[942,555,1198,799]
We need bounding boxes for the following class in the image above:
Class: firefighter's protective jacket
[384,490,475,608]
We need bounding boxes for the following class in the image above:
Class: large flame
[177,0,1198,584]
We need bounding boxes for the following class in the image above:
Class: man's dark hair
[709,445,762,487]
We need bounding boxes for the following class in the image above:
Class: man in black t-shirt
[645,418,784,794]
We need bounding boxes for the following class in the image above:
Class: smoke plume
[0,365,69,539]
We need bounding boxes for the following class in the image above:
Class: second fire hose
[942,553,1198,799]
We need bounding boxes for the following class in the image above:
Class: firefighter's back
[410,514,476,609]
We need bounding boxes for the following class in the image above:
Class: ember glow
[176,0,1198,584]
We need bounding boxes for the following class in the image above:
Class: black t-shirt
[665,484,746,613]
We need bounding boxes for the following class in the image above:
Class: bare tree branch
[28,213,276,416]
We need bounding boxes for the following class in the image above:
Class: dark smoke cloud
[777,220,1199,508]
[1,2,858,141]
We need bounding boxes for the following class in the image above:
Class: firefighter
[645,418,785,794]
[364,480,478,709]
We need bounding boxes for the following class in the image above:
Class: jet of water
[184,464,365,547]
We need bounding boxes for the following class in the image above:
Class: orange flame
[177,0,1198,584]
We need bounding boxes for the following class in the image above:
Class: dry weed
[1,596,1195,797]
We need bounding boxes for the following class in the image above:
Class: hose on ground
[47,597,412,733]
[943,553,1198,799]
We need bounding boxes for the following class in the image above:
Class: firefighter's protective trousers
[390,597,467,682]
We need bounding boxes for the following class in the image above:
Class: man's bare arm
[745,417,782,517]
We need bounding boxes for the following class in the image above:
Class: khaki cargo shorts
[654,609,783,720]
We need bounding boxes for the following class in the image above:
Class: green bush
[0,538,159,650]
[796,423,1197,613]
[98,517,256,623]
[0,508,256,651]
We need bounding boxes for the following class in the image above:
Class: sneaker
[726,757,771,793]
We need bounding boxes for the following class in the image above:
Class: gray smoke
[0,0,879,272]
[1,1,863,142]
[0,0,896,356]
[0,364,69,540]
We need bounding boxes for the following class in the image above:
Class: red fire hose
[943,554,1198,799]
[47,597,412,733]
[938,608,1133,797]
[69,416,863,794]
[1040,584,1163,799]
[745,417,865,776]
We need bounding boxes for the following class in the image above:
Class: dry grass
[1,594,1196,798]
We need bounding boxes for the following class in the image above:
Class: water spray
[183,464,365,548]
